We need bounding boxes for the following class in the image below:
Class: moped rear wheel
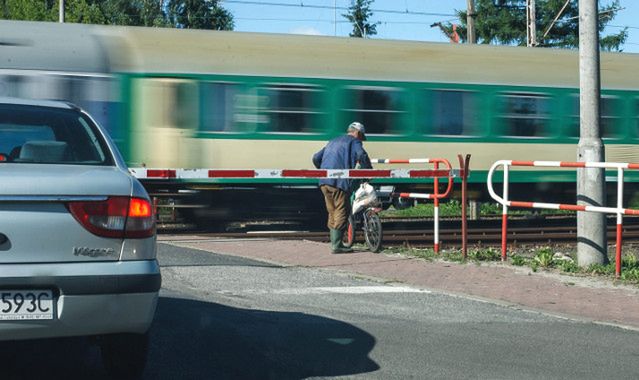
[363,209,383,253]
[342,215,356,248]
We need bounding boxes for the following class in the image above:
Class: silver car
[0,98,160,377]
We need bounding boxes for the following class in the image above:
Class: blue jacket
[312,135,372,192]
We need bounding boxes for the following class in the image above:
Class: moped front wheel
[342,215,356,248]
[363,209,383,253]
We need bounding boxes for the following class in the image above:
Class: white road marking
[268,286,431,295]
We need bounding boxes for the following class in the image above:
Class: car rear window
[0,104,113,165]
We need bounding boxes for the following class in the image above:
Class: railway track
[158,216,639,247]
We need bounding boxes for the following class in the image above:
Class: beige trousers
[320,185,350,231]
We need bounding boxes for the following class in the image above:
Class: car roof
[0,97,75,110]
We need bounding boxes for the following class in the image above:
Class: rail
[487,159,639,277]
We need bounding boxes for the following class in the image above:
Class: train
[2,20,639,224]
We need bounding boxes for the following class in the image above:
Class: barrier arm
[133,157,466,257]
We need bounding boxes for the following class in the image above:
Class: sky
[220,0,639,53]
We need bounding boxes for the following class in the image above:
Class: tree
[95,0,167,27]
[342,0,379,38]
[1,0,58,21]
[442,0,627,51]
[166,0,233,30]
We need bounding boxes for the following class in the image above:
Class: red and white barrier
[487,159,639,277]
[371,158,454,253]
[131,155,471,255]
[130,168,453,180]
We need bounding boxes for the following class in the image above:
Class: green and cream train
[2,20,639,219]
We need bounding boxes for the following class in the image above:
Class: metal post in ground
[501,164,509,261]
[434,161,440,253]
[577,0,607,267]
[616,168,624,277]
[458,154,471,259]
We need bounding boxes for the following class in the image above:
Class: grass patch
[383,244,639,286]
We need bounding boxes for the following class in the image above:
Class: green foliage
[1,0,58,21]
[167,0,234,30]
[444,0,627,51]
[468,247,501,261]
[342,0,379,38]
[97,0,167,27]
[556,259,579,273]
[0,0,234,30]
[510,254,528,266]
[587,263,615,276]
[533,247,554,268]
[445,251,465,263]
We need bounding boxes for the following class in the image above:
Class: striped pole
[434,161,440,253]
[616,168,624,278]
[501,164,509,261]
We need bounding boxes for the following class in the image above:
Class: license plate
[0,290,54,320]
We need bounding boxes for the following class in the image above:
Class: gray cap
[348,121,366,140]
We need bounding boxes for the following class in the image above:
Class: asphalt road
[3,242,639,379]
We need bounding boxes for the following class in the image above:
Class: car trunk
[0,165,132,263]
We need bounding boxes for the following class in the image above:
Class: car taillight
[67,197,155,239]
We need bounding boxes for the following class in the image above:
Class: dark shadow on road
[146,296,379,379]
[0,296,379,380]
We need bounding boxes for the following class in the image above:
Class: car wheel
[100,332,149,379]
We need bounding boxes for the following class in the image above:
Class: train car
[2,20,639,223]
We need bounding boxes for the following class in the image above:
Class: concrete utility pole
[526,0,537,46]
[466,0,476,44]
[59,0,65,23]
[577,0,607,266]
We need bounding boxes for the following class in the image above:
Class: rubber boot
[331,229,352,254]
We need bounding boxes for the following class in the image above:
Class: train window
[601,96,621,137]
[344,87,403,135]
[200,82,237,132]
[134,78,198,130]
[568,95,621,138]
[260,85,321,133]
[498,93,550,137]
[428,89,478,135]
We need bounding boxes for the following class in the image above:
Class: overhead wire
[219,0,456,17]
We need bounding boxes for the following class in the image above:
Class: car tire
[100,332,149,379]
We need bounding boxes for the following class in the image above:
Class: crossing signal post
[577,0,607,266]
